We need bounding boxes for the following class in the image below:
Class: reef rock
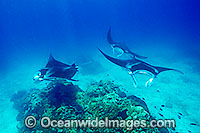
[11,80,162,132]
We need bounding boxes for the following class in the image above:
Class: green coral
[12,80,160,132]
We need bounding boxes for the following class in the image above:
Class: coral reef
[11,80,163,132]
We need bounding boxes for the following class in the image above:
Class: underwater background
[0,0,200,132]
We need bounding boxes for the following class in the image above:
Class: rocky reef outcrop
[11,80,162,132]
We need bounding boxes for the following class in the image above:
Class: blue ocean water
[0,0,200,132]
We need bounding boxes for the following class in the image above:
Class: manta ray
[33,54,78,82]
[107,27,147,59]
[99,48,183,87]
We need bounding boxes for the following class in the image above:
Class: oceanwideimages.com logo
[25,116,176,130]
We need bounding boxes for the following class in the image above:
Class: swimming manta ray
[107,27,147,59]
[99,48,183,87]
[33,54,78,82]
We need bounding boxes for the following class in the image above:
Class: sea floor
[0,49,199,133]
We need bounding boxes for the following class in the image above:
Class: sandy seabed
[0,51,199,133]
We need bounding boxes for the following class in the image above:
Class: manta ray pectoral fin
[135,54,148,59]
[107,26,117,44]
[46,54,70,68]
[98,48,128,67]
[129,52,148,59]
[155,66,184,75]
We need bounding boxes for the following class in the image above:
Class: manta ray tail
[155,66,184,75]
